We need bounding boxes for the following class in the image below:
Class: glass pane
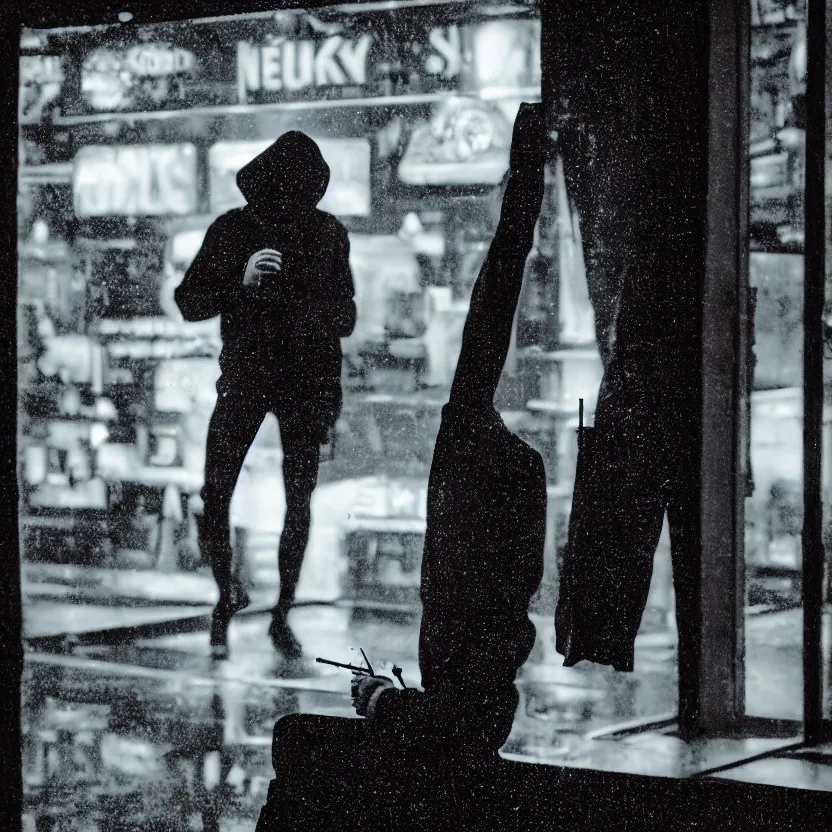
[745,9,805,720]
[19,5,678,828]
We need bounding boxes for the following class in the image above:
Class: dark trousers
[549,2,707,729]
[199,379,324,607]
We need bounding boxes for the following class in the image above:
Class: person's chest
[226,215,316,287]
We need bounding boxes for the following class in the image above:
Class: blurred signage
[209,137,371,216]
[398,98,512,186]
[98,317,217,339]
[98,317,220,360]
[124,44,196,76]
[236,25,463,104]
[424,26,463,79]
[50,11,540,118]
[73,144,198,217]
[353,477,428,520]
[81,44,199,111]
[462,19,541,92]
[20,55,64,123]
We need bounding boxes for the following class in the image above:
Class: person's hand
[509,102,546,176]
[351,672,394,717]
[243,248,284,288]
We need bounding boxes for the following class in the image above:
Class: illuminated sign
[398,98,512,186]
[236,25,463,104]
[20,54,64,85]
[124,44,196,76]
[49,14,538,119]
[81,44,198,111]
[237,35,374,99]
[73,144,198,217]
[424,26,463,79]
[465,19,541,91]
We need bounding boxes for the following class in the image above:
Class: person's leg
[667,467,703,736]
[555,422,668,671]
[559,120,631,372]
[268,408,322,656]
[200,380,267,649]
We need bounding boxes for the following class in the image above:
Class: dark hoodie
[174,132,357,421]
[366,106,548,757]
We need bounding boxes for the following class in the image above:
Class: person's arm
[448,103,547,409]
[174,216,242,322]
[298,220,357,339]
[354,618,533,750]
[325,224,357,338]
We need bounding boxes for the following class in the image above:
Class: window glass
[18,6,678,828]
[745,3,806,720]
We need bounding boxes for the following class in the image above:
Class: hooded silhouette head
[236,131,331,215]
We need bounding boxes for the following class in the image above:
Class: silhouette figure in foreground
[175,132,357,658]
[256,103,547,830]
[350,103,547,751]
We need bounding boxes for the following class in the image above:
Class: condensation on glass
[16,4,680,829]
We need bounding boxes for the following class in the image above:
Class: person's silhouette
[174,131,357,658]
[351,102,548,754]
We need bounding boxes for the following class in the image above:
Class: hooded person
[175,131,357,659]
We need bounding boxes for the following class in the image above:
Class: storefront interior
[4,0,832,828]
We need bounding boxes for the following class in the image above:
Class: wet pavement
[25,597,832,830]
[20,462,832,828]
[22,598,681,830]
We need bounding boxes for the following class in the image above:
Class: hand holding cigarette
[315,653,406,716]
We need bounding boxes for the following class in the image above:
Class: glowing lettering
[336,35,372,85]
[427,26,462,78]
[261,45,282,91]
[237,42,260,102]
[237,35,373,99]
[124,45,196,77]
[283,40,314,91]
[314,37,347,86]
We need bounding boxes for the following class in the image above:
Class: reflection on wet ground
[21,603,832,829]
[23,602,678,829]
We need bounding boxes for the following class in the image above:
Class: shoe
[210,585,251,658]
[268,612,303,659]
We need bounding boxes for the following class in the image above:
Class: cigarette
[315,657,373,674]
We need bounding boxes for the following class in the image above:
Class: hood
[236,131,331,211]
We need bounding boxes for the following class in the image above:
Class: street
[22,441,832,829]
